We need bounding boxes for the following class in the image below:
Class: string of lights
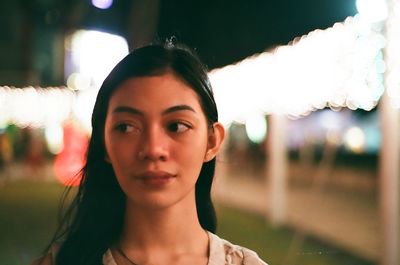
[210,14,386,124]
[1,6,398,128]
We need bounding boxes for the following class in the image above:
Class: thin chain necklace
[116,246,140,265]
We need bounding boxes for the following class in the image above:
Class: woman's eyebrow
[162,105,197,115]
[112,106,143,115]
[111,105,196,116]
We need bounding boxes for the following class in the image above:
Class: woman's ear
[204,122,225,162]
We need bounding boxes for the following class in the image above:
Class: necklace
[116,246,140,265]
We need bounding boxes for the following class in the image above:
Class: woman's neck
[118,196,208,257]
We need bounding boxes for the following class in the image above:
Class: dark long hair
[50,42,219,265]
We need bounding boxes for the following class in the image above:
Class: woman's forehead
[108,74,204,112]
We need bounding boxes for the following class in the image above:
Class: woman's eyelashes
[113,120,192,134]
[167,121,192,133]
[114,123,141,133]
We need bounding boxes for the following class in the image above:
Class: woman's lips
[136,171,176,187]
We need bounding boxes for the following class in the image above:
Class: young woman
[34,42,268,265]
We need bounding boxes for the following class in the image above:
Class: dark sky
[157,0,358,68]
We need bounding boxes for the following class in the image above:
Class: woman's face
[104,73,217,209]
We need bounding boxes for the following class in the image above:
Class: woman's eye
[168,122,191,133]
[115,123,138,133]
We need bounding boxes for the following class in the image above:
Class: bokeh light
[68,30,128,86]
[356,0,388,22]
[53,123,89,186]
[344,126,366,153]
[72,88,98,133]
[44,123,64,155]
[385,0,400,108]
[67,72,91,91]
[0,86,75,128]
[91,0,113,10]
[210,15,385,124]
[245,115,267,144]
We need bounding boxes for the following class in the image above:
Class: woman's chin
[126,190,194,211]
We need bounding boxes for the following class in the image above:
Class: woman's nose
[137,126,169,161]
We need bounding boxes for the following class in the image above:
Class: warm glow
[53,123,89,186]
[3,12,396,130]
[344,126,366,153]
[245,115,268,144]
[44,123,64,154]
[72,88,98,133]
[68,30,128,86]
[67,72,91,91]
[210,15,385,124]
[63,30,128,132]
[385,0,400,108]
[356,0,388,22]
[0,86,74,128]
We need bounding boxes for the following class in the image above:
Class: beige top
[103,232,267,265]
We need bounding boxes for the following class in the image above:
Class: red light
[54,122,89,186]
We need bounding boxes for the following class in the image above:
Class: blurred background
[0,0,399,264]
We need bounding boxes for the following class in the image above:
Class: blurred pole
[266,114,288,225]
[379,91,400,265]
[380,0,400,263]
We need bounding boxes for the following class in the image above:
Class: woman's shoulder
[207,232,268,265]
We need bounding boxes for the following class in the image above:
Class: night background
[1,0,358,84]
[1,0,399,265]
